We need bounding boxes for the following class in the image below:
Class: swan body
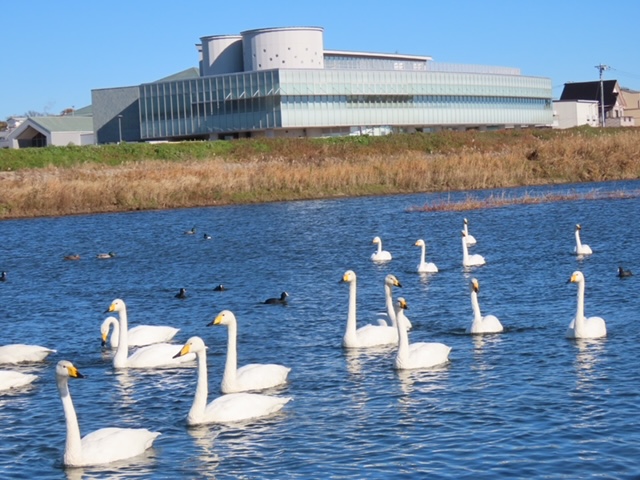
[371,236,392,261]
[0,344,56,364]
[462,231,486,267]
[100,316,179,348]
[0,370,37,391]
[394,298,451,370]
[173,337,291,425]
[466,278,504,334]
[341,270,398,348]
[106,299,195,369]
[209,310,290,393]
[574,224,593,255]
[566,271,606,339]
[56,360,160,466]
[414,239,438,273]
[463,218,477,246]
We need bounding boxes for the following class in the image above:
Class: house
[559,80,634,127]
[4,111,94,148]
[552,99,599,129]
[620,87,640,126]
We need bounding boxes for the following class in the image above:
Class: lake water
[1,180,639,479]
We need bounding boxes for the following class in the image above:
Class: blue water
[1,180,639,479]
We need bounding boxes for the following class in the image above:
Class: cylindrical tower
[200,35,244,76]
[241,27,324,72]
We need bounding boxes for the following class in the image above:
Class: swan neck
[110,318,119,347]
[420,244,426,263]
[113,306,129,368]
[188,349,208,423]
[57,376,82,465]
[462,236,469,260]
[344,279,358,342]
[471,291,482,320]
[384,284,397,327]
[575,230,582,248]
[575,278,586,328]
[222,320,238,386]
[395,308,409,363]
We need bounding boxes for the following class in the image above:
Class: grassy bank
[0,127,639,219]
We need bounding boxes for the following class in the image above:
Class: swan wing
[0,344,56,364]
[78,427,160,466]
[468,315,503,334]
[408,342,451,369]
[0,370,37,391]
[127,325,180,347]
[231,363,291,392]
[353,324,398,348]
[198,393,292,425]
[126,343,196,368]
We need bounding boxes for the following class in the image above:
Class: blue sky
[2,0,639,120]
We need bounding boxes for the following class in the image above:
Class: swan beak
[569,273,579,283]
[173,344,191,359]
[212,314,224,326]
[101,332,108,345]
[393,278,402,288]
[68,365,84,379]
[472,279,479,292]
[399,298,408,310]
[105,303,116,314]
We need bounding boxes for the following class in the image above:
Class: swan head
[210,309,236,327]
[372,236,382,245]
[471,278,480,293]
[569,271,584,284]
[414,239,425,247]
[464,218,469,225]
[56,360,84,379]
[576,224,582,231]
[100,317,117,345]
[385,274,402,288]
[396,297,408,310]
[342,270,356,283]
[173,336,206,358]
[106,298,126,314]
[461,230,467,238]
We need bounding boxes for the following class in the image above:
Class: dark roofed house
[559,80,634,127]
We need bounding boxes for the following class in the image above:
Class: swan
[100,316,179,348]
[56,360,160,466]
[414,239,438,273]
[106,299,195,369]
[264,292,288,304]
[574,224,593,255]
[0,344,56,364]
[173,336,292,425]
[341,270,398,348]
[0,370,37,391]
[394,297,451,370]
[463,218,477,245]
[371,236,392,261]
[208,310,291,393]
[377,274,413,330]
[566,271,606,339]
[466,278,504,334]
[462,231,486,267]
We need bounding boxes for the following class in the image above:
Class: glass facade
[138,66,553,140]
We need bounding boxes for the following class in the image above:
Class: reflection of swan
[0,370,37,391]
[463,218,477,245]
[394,298,451,370]
[341,270,398,348]
[101,316,179,348]
[371,236,392,261]
[208,311,290,393]
[0,344,56,364]
[379,274,412,330]
[574,224,593,255]
[461,231,486,267]
[174,337,291,425]
[106,299,195,369]
[56,360,160,466]
[466,278,504,334]
[414,239,438,273]
[566,271,606,339]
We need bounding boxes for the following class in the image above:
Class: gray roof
[154,67,200,83]
[28,116,93,133]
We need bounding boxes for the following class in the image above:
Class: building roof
[560,80,619,107]
[26,116,94,133]
[154,67,200,83]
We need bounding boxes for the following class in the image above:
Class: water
[1,180,639,479]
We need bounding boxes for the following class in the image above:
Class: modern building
[92,26,554,144]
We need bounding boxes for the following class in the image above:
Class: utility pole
[594,64,610,127]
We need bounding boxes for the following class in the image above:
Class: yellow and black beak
[398,298,408,310]
[68,365,84,379]
[472,279,480,293]
[173,343,191,359]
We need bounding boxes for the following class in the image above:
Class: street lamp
[117,115,123,143]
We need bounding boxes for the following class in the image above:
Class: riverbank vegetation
[0,126,639,219]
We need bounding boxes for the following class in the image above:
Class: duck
[341,270,398,348]
[106,299,195,369]
[462,231,486,267]
[213,284,226,292]
[466,278,504,334]
[574,224,593,255]
[414,239,438,273]
[371,236,392,262]
[617,266,633,278]
[264,292,288,305]
[203,233,212,240]
[64,254,81,261]
[173,336,292,425]
[207,310,291,393]
[0,370,37,391]
[96,252,116,259]
[394,297,451,370]
[184,226,196,235]
[175,288,188,299]
[463,218,477,245]
[100,316,179,348]
[56,360,160,466]
[566,271,606,339]
[0,271,6,282]
[0,344,56,364]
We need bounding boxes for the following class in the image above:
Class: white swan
[0,344,56,364]
[173,336,292,425]
[574,224,593,255]
[463,218,477,245]
[341,270,398,348]
[414,239,438,273]
[394,297,451,370]
[56,360,160,466]
[208,310,291,393]
[100,316,179,348]
[462,231,486,267]
[377,273,413,330]
[466,278,504,334]
[566,271,606,339]
[0,370,37,391]
[106,299,195,369]
[371,236,392,261]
